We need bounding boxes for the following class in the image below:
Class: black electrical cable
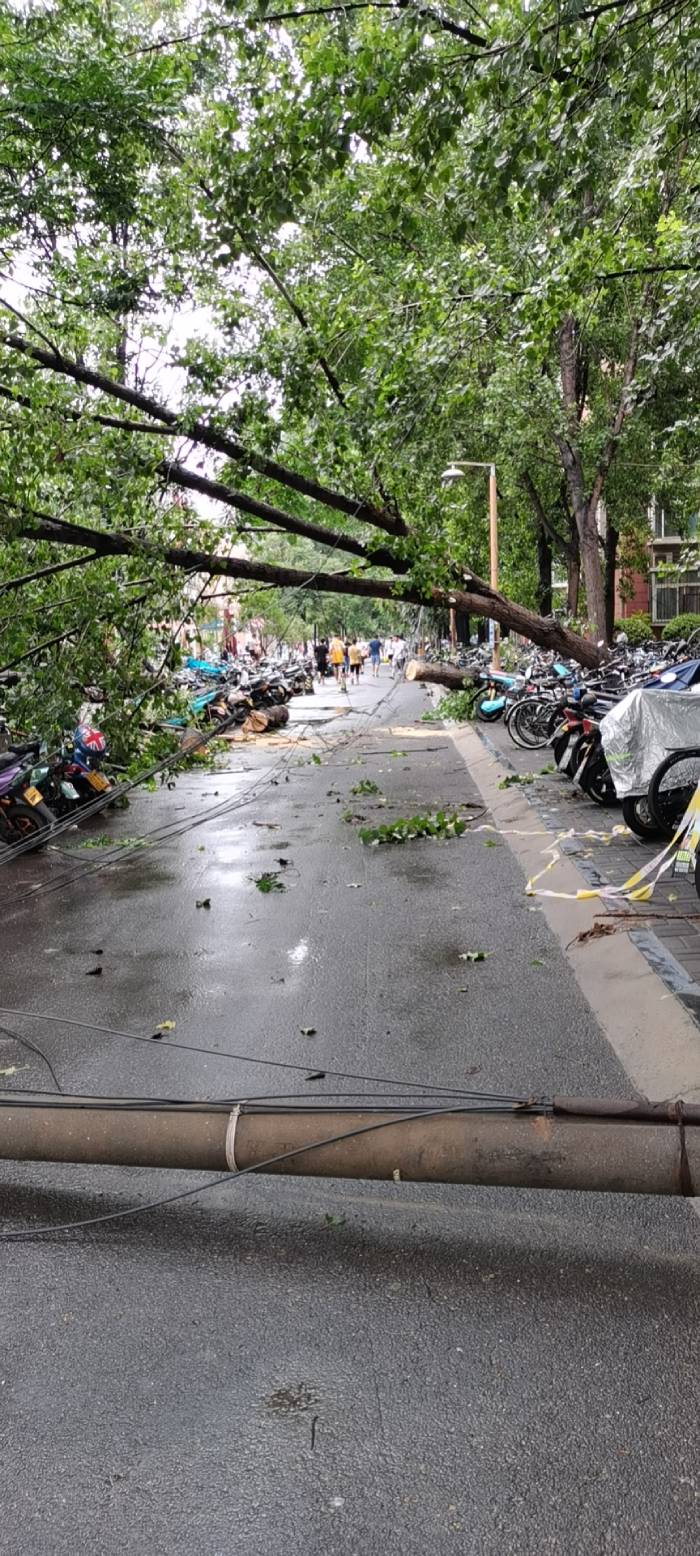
[9,608,397,872]
[5,669,404,899]
[2,706,307,877]
[0,1103,509,1241]
[0,1024,62,1093]
[7,722,309,905]
[0,1091,538,1113]
[0,1007,528,1102]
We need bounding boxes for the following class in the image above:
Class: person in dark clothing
[314,638,329,682]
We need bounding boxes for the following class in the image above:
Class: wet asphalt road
[1,676,698,1556]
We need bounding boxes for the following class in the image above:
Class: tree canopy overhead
[1,0,700,736]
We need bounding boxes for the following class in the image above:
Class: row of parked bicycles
[451,635,700,848]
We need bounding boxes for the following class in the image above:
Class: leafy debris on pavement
[351,779,381,796]
[254,871,286,893]
[421,688,480,723]
[195,897,211,909]
[458,950,491,963]
[300,1026,317,1036]
[359,812,466,845]
[569,920,618,947]
[497,773,534,789]
[79,833,148,848]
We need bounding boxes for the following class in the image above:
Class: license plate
[23,786,42,806]
[87,771,110,792]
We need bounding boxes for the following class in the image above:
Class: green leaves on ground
[351,779,381,796]
[359,812,466,845]
[421,689,480,724]
[79,833,147,848]
[497,773,535,789]
[253,871,286,893]
[458,951,491,963]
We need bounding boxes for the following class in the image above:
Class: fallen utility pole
[0,1099,698,1197]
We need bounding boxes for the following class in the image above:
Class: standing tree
[1,0,699,742]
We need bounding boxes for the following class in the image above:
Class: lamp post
[441,461,500,670]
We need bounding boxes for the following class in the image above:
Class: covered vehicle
[601,684,700,800]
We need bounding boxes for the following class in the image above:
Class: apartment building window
[652,572,700,623]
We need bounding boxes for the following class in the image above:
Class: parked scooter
[0,751,56,848]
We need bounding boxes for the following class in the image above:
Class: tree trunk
[604,522,619,644]
[578,506,607,641]
[405,660,473,689]
[536,524,553,616]
[567,544,580,617]
[241,703,290,734]
[558,314,607,641]
[14,510,605,670]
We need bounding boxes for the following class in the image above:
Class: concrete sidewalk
[468,711,700,1031]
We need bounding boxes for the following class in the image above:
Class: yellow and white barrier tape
[524,786,700,904]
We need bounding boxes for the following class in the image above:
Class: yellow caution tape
[525,784,700,904]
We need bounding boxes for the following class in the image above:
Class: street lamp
[440,460,500,670]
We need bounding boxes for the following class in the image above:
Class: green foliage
[253,871,286,893]
[661,614,700,642]
[350,779,381,795]
[422,688,479,723]
[358,812,466,845]
[614,614,653,645]
[497,773,534,788]
[2,0,700,742]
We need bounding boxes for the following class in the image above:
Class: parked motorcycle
[0,751,56,849]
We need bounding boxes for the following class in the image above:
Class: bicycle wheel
[508,698,554,749]
[648,748,700,839]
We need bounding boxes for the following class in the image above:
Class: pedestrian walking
[348,639,363,684]
[329,633,346,683]
[391,636,406,677]
[314,637,329,682]
[367,634,382,678]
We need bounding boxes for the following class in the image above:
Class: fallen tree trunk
[9,508,606,670]
[241,703,290,734]
[405,659,474,689]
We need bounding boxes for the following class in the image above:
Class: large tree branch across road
[0,332,408,540]
[11,506,605,668]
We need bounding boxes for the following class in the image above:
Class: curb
[446,719,700,1118]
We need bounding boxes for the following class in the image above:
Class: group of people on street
[313,634,406,685]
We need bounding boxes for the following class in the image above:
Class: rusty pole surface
[0,1105,698,1196]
